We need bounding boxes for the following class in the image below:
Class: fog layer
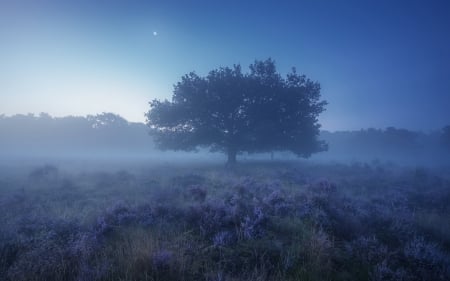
[1,113,448,168]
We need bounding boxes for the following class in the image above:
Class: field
[1,160,450,281]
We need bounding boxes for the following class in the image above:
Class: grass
[0,160,449,280]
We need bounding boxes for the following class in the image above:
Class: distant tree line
[318,126,450,165]
[0,113,153,158]
[442,125,450,150]
[0,113,449,165]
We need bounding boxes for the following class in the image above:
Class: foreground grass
[1,161,450,280]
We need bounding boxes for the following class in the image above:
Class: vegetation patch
[0,162,449,280]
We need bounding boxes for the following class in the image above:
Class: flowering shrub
[184,185,207,202]
[151,249,174,269]
[403,237,450,280]
[0,163,449,280]
[28,164,59,182]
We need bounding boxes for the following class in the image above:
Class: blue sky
[1,0,449,131]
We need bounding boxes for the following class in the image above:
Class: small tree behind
[441,125,450,150]
[146,59,327,164]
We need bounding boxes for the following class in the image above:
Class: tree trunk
[227,149,237,166]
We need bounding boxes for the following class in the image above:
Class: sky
[0,0,449,131]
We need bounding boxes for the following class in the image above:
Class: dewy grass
[0,162,450,280]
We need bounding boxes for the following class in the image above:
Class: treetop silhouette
[146,58,327,164]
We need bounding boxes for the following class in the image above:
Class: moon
[153,31,158,36]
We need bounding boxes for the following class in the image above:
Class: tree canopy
[146,59,327,164]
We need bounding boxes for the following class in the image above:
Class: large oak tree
[146,59,327,164]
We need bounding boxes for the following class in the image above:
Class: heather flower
[152,249,173,269]
[345,236,388,265]
[241,206,267,239]
[213,230,235,247]
[28,164,59,181]
[184,185,207,202]
[403,236,450,280]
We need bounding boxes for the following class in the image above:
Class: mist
[2,0,450,280]
[1,111,450,281]
[1,113,448,168]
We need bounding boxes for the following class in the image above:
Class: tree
[442,125,450,150]
[146,59,327,164]
[87,112,128,129]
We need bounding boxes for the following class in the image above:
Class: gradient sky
[1,0,449,131]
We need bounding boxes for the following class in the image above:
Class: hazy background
[1,0,449,131]
[0,113,448,168]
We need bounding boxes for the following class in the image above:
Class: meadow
[1,160,449,281]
